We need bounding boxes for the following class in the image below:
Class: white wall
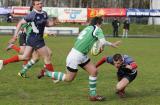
[148,0,160,25]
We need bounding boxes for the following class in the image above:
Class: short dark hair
[32,0,41,5]
[29,5,33,11]
[90,16,103,26]
[113,54,123,62]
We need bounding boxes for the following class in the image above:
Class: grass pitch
[0,36,160,105]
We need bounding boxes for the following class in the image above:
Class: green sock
[21,59,36,74]
[89,76,97,96]
[45,71,65,81]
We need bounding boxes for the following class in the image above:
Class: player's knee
[65,77,74,82]
[48,51,52,57]
[90,68,98,76]
[64,74,75,82]
[21,56,30,61]
[116,83,124,91]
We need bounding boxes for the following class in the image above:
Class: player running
[96,53,138,98]
[38,16,121,101]
[0,0,55,75]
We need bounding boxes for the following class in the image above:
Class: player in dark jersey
[0,0,55,75]
[96,53,138,98]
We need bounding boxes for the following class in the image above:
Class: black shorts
[117,69,137,83]
[26,35,45,50]
[19,32,27,46]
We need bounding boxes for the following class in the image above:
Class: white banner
[58,8,87,22]
[42,7,58,17]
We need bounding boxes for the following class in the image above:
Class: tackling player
[96,53,138,98]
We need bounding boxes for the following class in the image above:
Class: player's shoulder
[106,56,114,63]
[123,55,130,58]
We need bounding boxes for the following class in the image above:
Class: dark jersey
[123,20,130,30]
[106,55,135,66]
[24,10,48,38]
[23,10,48,49]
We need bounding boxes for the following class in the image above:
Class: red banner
[88,8,126,17]
[12,6,30,16]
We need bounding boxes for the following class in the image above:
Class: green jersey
[74,25,105,54]
[21,23,32,36]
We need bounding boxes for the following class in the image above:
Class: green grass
[0,36,160,105]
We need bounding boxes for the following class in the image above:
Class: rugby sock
[89,76,97,96]
[3,55,19,65]
[11,45,20,53]
[45,64,54,72]
[23,60,28,66]
[45,71,65,81]
[21,59,36,74]
[96,57,106,68]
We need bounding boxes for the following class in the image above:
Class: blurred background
[0,0,160,36]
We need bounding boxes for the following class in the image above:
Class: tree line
[0,0,151,9]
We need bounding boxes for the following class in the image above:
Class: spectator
[112,17,120,37]
[122,17,130,38]
[7,13,13,23]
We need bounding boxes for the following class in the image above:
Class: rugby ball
[90,41,101,56]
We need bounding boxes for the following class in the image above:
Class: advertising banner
[12,6,30,16]
[88,8,126,17]
[0,7,11,15]
[127,9,150,17]
[12,7,58,17]
[58,8,87,22]
[127,8,160,17]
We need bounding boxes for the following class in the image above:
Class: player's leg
[0,46,33,70]
[38,48,78,82]
[125,29,128,38]
[37,46,52,78]
[6,43,20,52]
[122,29,125,38]
[36,46,54,72]
[46,46,52,58]
[83,61,105,101]
[18,50,39,77]
[116,71,137,98]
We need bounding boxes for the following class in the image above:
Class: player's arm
[98,38,121,51]
[96,56,107,68]
[8,19,27,44]
[46,17,59,27]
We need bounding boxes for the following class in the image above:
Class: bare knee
[20,55,31,61]
[90,68,98,77]
[116,83,123,91]
[64,73,76,82]
[65,78,74,82]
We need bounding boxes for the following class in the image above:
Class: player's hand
[111,41,121,48]
[125,65,132,70]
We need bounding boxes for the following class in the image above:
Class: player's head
[113,53,124,68]
[32,0,43,11]
[90,16,103,26]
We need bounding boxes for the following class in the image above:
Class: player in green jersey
[38,16,121,101]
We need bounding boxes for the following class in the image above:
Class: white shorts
[66,48,89,70]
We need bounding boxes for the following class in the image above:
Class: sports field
[0,36,160,105]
